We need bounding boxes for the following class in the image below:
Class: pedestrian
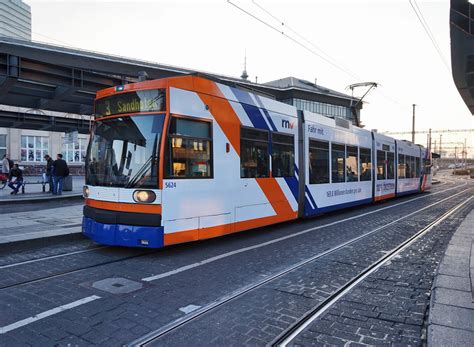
[44,154,54,193]
[1,154,10,174]
[8,164,23,195]
[52,153,69,195]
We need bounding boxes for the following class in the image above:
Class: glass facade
[282,98,353,122]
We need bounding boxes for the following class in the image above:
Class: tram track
[0,246,109,269]
[274,195,474,347]
[0,249,157,290]
[128,187,472,346]
[0,181,468,291]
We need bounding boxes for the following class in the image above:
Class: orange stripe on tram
[194,79,241,156]
[163,214,297,246]
[374,193,396,202]
[85,198,162,214]
[255,178,297,220]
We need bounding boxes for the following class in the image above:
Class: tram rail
[274,195,473,346]
[128,187,472,346]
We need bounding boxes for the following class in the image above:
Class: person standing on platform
[44,154,54,193]
[52,154,69,195]
[2,154,10,174]
[8,164,23,195]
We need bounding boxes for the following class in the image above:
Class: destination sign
[95,89,166,117]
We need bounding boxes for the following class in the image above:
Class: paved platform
[0,204,83,246]
[428,210,474,346]
[0,175,84,204]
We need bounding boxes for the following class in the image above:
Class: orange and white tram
[82,75,432,248]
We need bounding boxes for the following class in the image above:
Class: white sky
[26,0,473,153]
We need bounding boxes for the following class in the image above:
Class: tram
[82,75,432,248]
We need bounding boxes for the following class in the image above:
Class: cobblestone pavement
[151,187,472,346]
[0,177,471,346]
[289,201,473,346]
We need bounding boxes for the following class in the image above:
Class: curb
[0,193,83,205]
[0,227,86,253]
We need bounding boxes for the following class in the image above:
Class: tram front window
[86,115,164,188]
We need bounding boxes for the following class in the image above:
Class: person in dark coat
[8,164,23,195]
[44,154,54,193]
[52,154,69,195]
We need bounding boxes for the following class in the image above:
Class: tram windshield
[86,114,165,188]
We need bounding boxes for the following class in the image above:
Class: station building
[0,0,361,175]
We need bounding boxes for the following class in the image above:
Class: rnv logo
[281,119,294,129]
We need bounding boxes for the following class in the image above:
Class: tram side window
[377,150,386,180]
[423,158,432,174]
[359,148,372,181]
[241,127,269,178]
[387,152,395,179]
[410,156,416,178]
[272,133,294,177]
[398,154,406,178]
[331,143,345,183]
[309,140,329,184]
[346,146,358,182]
[406,156,413,178]
[167,117,212,178]
[416,157,420,177]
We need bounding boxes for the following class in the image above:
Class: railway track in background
[128,187,472,346]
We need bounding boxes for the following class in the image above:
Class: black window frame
[346,145,359,182]
[359,147,372,182]
[387,152,395,180]
[331,142,346,183]
[271,132,295,178]
[240,126,270,178]
[376,150,386,180]
[309,139,330,184]
[398,154,406,179]
[416,157,420,178]
[165,116,213,179]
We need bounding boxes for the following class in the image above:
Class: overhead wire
[227,0,362,82]
[229,0,408,109]
[251,0,362,81]
[408,0,450,71]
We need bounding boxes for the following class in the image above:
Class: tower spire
[241,50,248,80]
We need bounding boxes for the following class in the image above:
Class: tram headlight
[83,186,90,198]
[133,190,156,204]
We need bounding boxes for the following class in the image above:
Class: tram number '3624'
[165,182,177,189]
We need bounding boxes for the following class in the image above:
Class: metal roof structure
[0,36,361,131]
[263,77,354,101]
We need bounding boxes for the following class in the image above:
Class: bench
[20,177,48,194]
[0,174,48,193]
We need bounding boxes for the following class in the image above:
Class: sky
[26,0,473,155]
